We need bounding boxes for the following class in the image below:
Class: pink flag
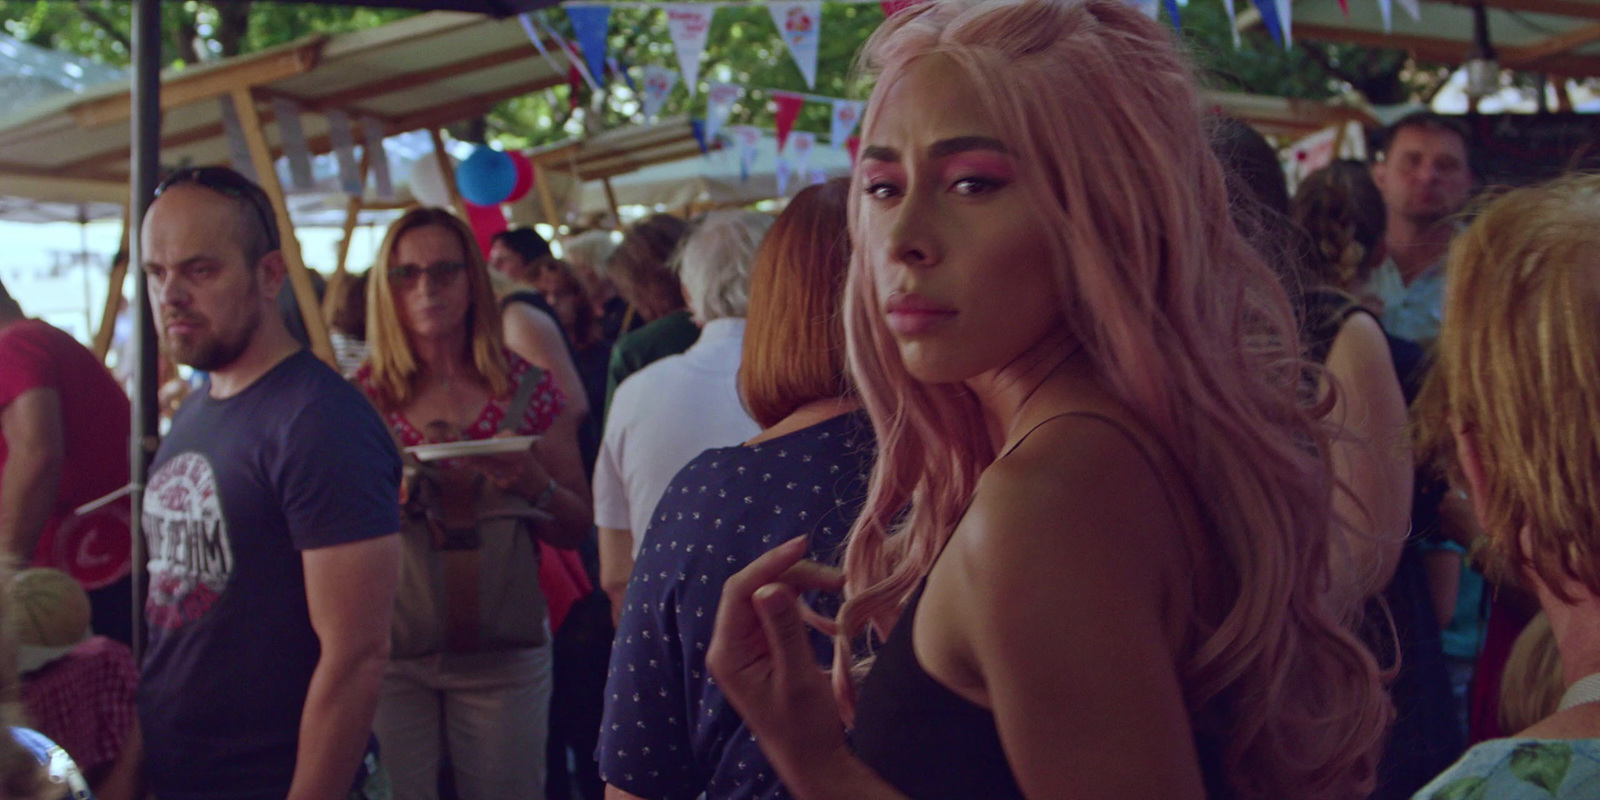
[773,92,805,152]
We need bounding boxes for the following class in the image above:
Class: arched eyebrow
[860,136,1012,164]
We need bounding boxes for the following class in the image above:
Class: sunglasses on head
[388,261,467,287]
[153,167,281,252]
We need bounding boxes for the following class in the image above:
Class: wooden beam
[387,75,566,135]
[1440,0,1600,21]
[334,145,374,276]
[533,163,560,227]
[94,212,131,362]
[1516,21,1600,64]
[601,177,622,223]
[303,43,539,112]
[1556,77,1576,111]
[72,40,326,129]
[429,127,470,220]
[1293,22,1600,75]
[230,86,337,368]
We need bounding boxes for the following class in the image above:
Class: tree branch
[75,0,131,53]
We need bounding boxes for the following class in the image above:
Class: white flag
[768,1,822,89]
[1222,0,1241,48]
[664,4,715,97]
[1378,0,1393,31]
[776,154,793,196]
[271,97,315,190]
[830,100,863,150]
[640,65,678,120]
[361,116,395,201]
[705,82,743,145]
[729,125,761,183]
[325,110,363,196]
[1275,0,1293,46]
[790,131,816,175]
[1396,0,1420,21]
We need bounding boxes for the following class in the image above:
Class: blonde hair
[364,207,512,411]
[1500,612,1564,733]
[835,1,1389,798]
[1415,174,1600,598]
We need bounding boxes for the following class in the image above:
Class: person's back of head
[1210,116,1310,304]
[607,215,691,320]
[561,230,619,284]
[327,271,371,341]
[1500,612,1564,733]
[740,179,852,428]
[677,210,773,325]
[1417,173,1600,598]
[1292,160,1387,293]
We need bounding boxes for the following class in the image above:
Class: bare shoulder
[958,412,1194,605]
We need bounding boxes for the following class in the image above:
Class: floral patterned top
[1413,739,1600,799]
[353,350,565,445]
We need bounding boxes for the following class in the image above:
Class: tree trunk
[214,1,253,58]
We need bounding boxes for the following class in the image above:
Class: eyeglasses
[388,261,467,288]
[153,167,281,252]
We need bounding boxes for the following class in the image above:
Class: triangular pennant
[537,13,600,92]
[609,56,636,93]
[1275,0,1293,46]
[773,92,805,152]
[730,125,761,184]
[830,99,864,149]
[705,82,743,145]
[847,135,861,167]
[1126,0,1159,19]
[691,118,708,154]
[768,1,822,89]
[1163,0,1181,30]
[566,6,612,91]
[790,131,817,175]
[1377,0,1393,31]
[776,154,793,196]
[1221,0,1242,47]
[664,4,715,97]
[640,66,677,120]
[807,168,828,186]
[1337,0,1350,16]
[1396,0,1420,21]
[1251,0,1285,45]
[517,13,566,76]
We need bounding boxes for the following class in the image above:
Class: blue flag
[567,6,612,90]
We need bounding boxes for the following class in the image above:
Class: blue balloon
[456,146,517,206]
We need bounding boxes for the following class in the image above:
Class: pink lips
[884,292,956,336]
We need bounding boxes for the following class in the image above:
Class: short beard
[163,285,263,373]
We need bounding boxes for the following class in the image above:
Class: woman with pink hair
[707,1,1391,799]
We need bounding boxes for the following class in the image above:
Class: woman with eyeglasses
[355,207,592,800]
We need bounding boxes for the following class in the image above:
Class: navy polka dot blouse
[597,411,875,800]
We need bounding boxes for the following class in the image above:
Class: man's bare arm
[288,534,401,800]
[0,387,64,563]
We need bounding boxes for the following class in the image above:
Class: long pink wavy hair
[833,1,1391,798]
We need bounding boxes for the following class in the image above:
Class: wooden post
[428,127,470,220]
[93,210,132,362]
[229,86,336,368]
[1554,76,1575,113]
[334,145,373,276]
[601,177,622,227]
[533,163,560,227]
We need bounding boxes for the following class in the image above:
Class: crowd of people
[1,0,1598,798]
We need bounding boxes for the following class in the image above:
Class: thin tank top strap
[1001,410,1174,494]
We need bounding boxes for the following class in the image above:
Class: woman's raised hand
[461,431,552,498]
[708,536,850,788]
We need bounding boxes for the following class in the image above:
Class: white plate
[405,436,539,462]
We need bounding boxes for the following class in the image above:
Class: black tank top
[852,578,1024,799]
[848,412,1233,799]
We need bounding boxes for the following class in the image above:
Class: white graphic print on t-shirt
[142,452,234,629]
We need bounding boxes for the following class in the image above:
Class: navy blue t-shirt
[138,350,400,800]
[598,411,874,800]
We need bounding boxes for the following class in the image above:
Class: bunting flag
[361,116,395,200]
[1163,0,1181,30]
[567,6,612,90]
[271,97,315,190]
[1221,0,1241,47]
[807,167,829,186]
[1337,0,1349,16]
[539,12,600,91]
[1252,0,1285,45]
[705,82,744,144]
[691,118,709,153]
[664,4,715,96]
[830,99,864,149]
[880,0,923,16]
[325,110,363,196]
[609,56,636,92]
[773,91,805,151]
[217,95,257,182]
[776,153,793,196]
[790,131,817,175]
[1275,0,1293,45]
[640,65,678,119]
[768,1,823,89]
[730,125,762,183]
[1396,0,1420,21]
[1378,0,1393,31]
[847,135,861,167]
[1126,0,1159,19]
